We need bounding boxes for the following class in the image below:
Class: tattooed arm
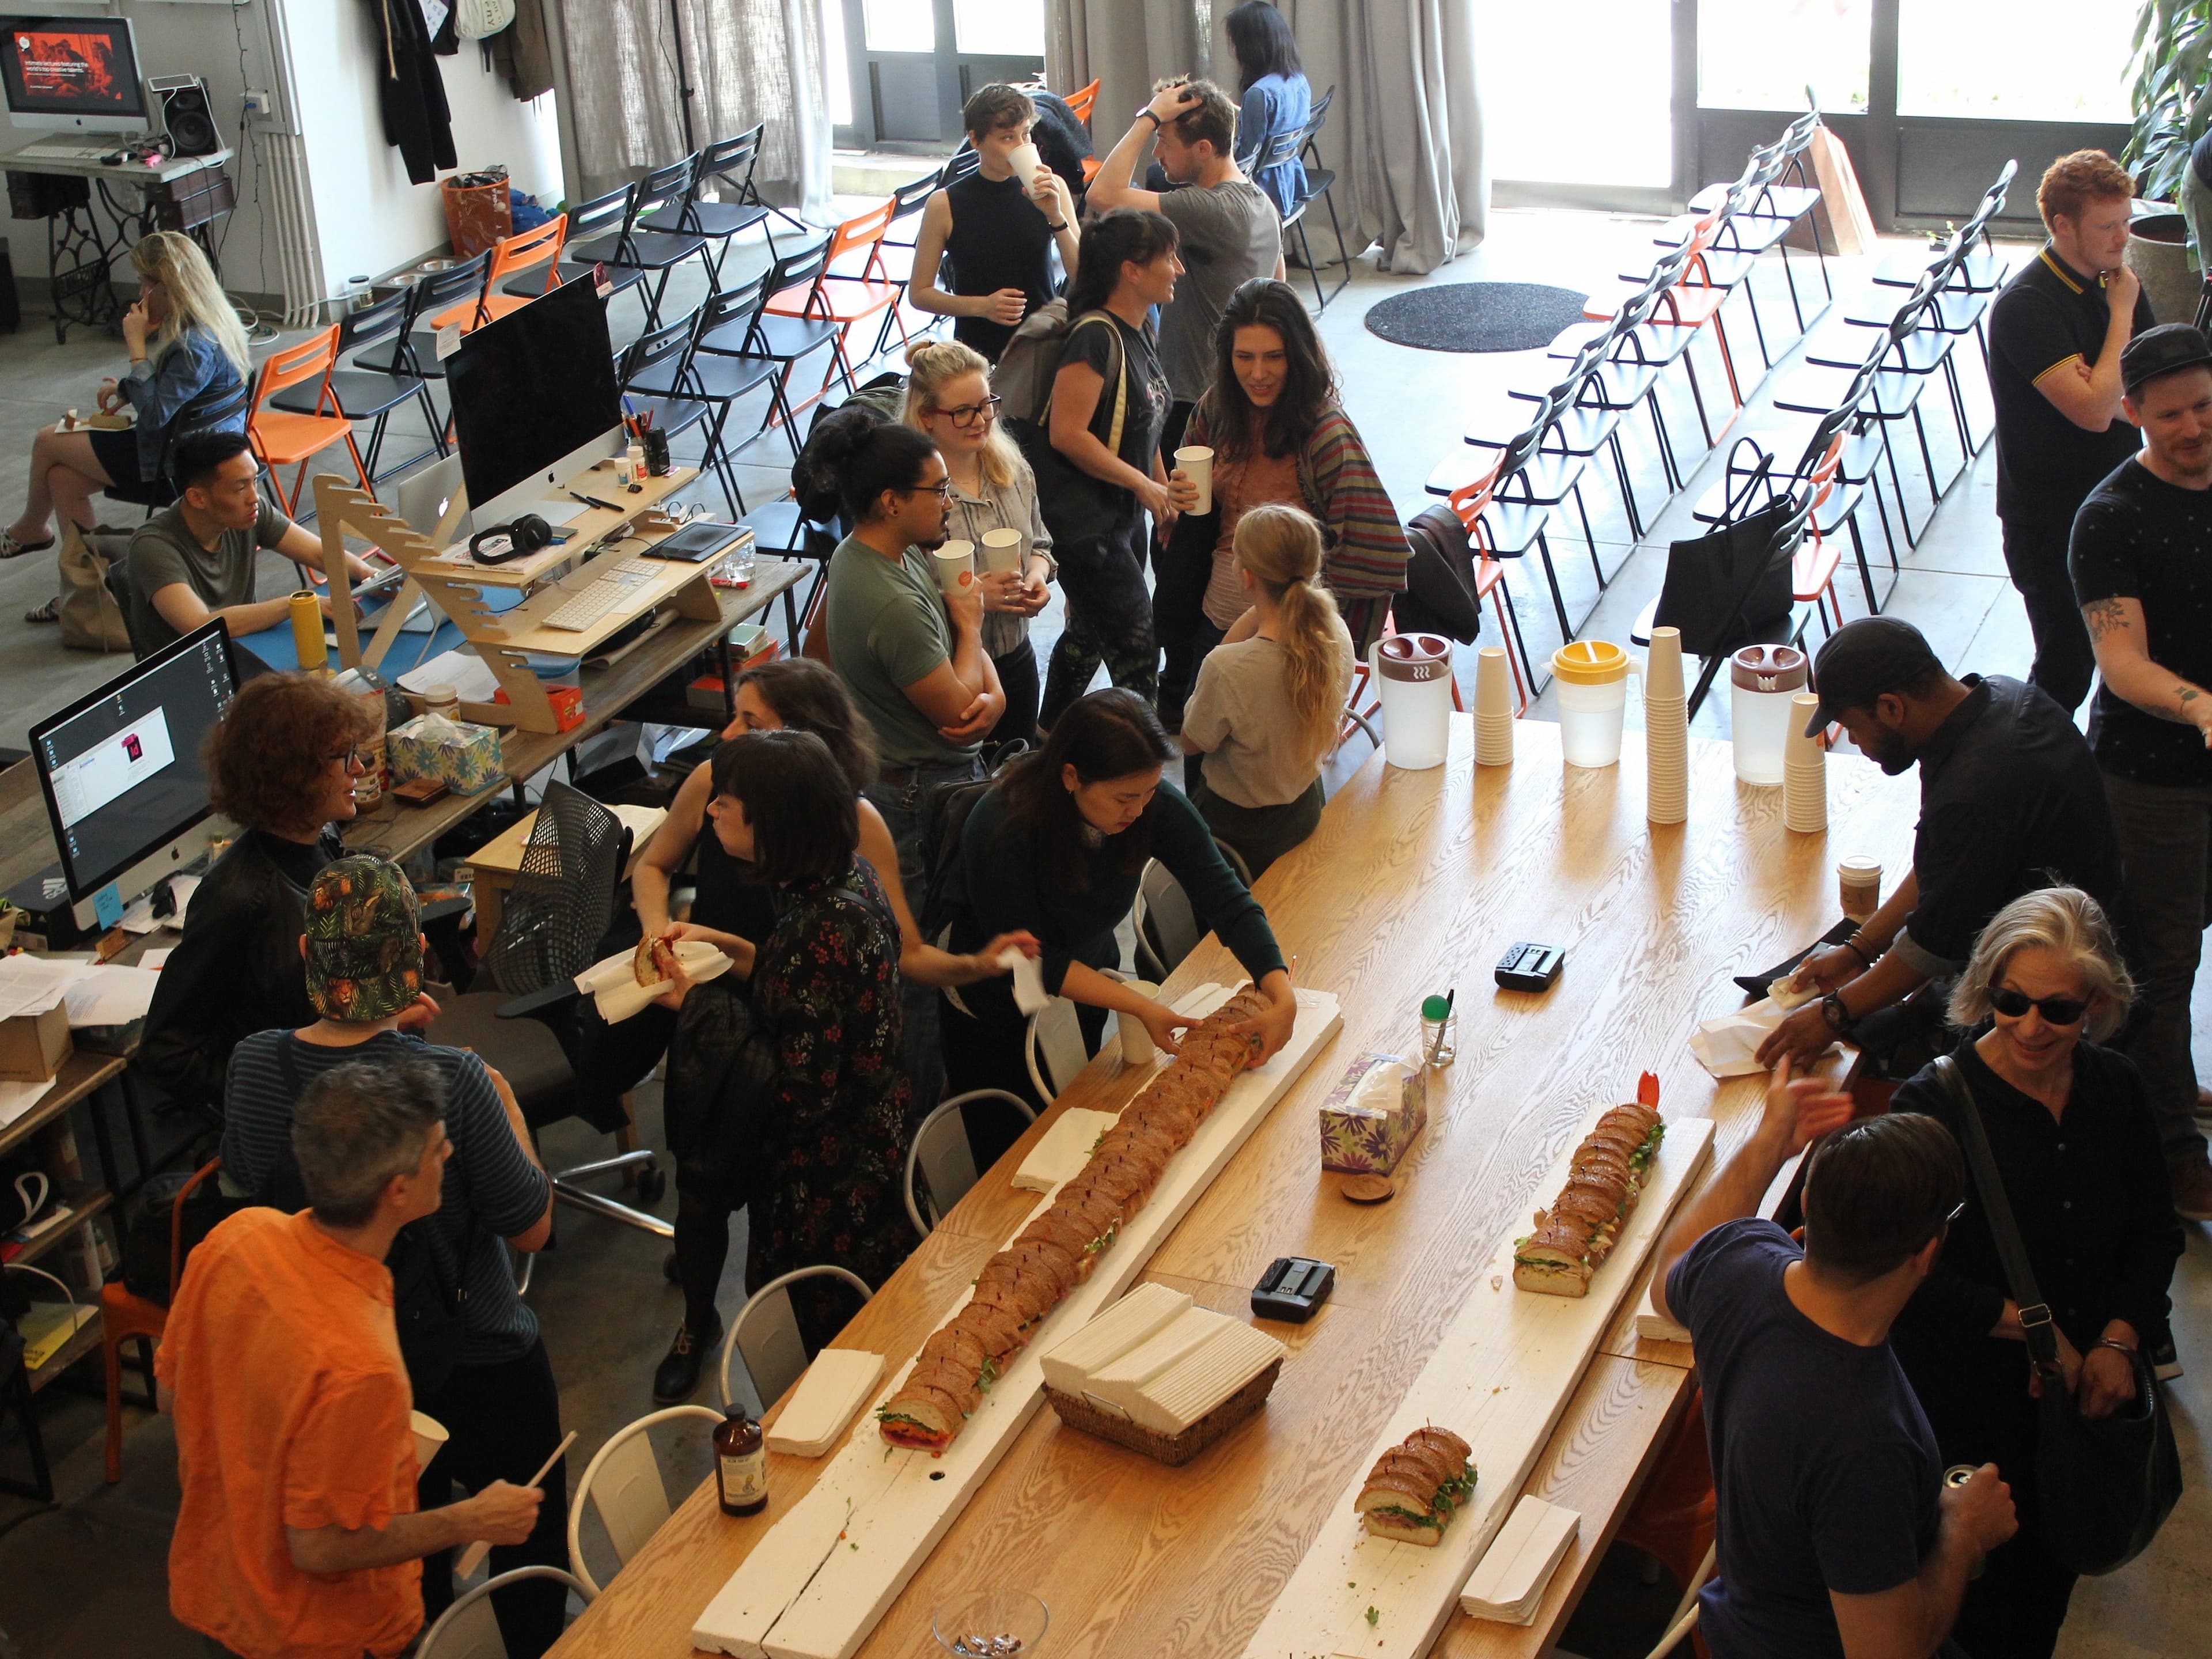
[2084,593,2212,742]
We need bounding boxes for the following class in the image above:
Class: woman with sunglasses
[1888,886,2183,1659]
[141,673,434,1118]
[903,341,1056,746]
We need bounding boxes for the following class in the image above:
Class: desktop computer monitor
[30,619,239,921]
[446,274,624,529]
[0,16,148,135]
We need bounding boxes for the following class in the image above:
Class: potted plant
[2127,0,2212,319]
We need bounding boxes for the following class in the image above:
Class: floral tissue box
[388,713,505,797]
[1318,1051,1427,1175]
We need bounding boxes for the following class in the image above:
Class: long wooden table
[549,716,1921,1659]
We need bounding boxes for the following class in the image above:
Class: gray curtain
[1050,0,1483,275]
[555,0,832,217]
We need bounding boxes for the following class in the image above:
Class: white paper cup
[1838,855,1883,920]
[931,540,975,595]
[1006,142,1044,196]
[411,1410,449,1470]
[980,527,1024,575]
[1175,446,1214,514]
[1474,646,1513,716]
[1117,982,1161,1064]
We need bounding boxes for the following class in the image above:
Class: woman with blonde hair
[904,338,1057,745]
[1889,885,2182,1658]
[1177,501,1352,875]
[6,232,252,616]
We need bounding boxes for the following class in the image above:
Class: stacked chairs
[1683,105,1832,328]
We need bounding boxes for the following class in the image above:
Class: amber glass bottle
[715,1404,767,1516]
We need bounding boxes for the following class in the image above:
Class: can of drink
[1943,1464,1976,1488]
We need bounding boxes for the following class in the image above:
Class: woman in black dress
[1890,885,2183,1659]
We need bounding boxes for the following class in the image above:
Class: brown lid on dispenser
[1376,632,1452,684]
[1730,643,1808,694]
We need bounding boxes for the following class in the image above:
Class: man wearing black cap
[2070,322,2212,1218]
[1758,617,2127,1077]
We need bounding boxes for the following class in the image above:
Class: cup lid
[1729,643,1808,692]
[1377,632,1452,683]
[1550,639,1630,684]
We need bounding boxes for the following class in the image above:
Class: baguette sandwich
[632,935,679,987]
[1354,1425,1476,1546]
[1513,1073,1666,1298]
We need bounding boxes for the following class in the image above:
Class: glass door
[830,0,1045,152]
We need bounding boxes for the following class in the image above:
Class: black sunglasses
[1989,985,2088,1026]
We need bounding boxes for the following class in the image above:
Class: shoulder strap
[1930,1054,2063,1374]
[1070,312,1128,457]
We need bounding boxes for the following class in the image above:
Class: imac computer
[0,16,149,136]
[30,619,240,929]
[446,274,625,531]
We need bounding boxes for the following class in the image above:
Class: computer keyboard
[15,141,130,164]
[541,582,624,632]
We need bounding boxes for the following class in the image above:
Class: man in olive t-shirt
[127,428,368,655]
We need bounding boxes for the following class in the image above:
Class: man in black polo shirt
[2072,323,2212,1219]
[1757,618,2130,1076]
[1987,149,2154,714]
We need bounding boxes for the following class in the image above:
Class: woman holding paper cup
[906,84,1081,363]
[1156,279,1406,728]
[937,689,1297,1137]
[642,730,927,1391]
[905,340,1056,744]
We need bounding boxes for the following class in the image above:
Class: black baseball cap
[1802,616,1944,735]
[2120,323,2212,399]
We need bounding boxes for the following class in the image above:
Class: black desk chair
[268,289,441,484]
[425,782,671,1238]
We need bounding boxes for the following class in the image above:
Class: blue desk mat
[234,582,534,676]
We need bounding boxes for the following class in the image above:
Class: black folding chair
[268,289,442,482]
[696,232,841,462]
[617,308,737,517]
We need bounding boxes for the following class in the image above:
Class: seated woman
[1889,887,2184,1659]
[141,672,427,1118]
[5,232,251,619]
[1226,0,1312,217]
[644,730,923,1394]
[1180,504,1353,877]
[903,340,1056,747]
[938,688,1298,1146]
[1158,278,1406,728]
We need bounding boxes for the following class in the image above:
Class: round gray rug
[1362,281,1592,353]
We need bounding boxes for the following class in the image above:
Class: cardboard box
[1317,1051,1426,1174]
[0,1002,73,1084]
[493,683,585,731]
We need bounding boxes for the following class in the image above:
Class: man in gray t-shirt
[1089,77,1285,433]
[127,427,369,654]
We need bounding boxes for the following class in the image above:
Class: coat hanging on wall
[371,0,460,184]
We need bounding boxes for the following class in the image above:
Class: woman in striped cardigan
[1157,278,1408,729]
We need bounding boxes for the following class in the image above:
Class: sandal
[0,531,55,559]
[24,600,59,624]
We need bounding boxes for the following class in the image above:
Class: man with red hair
[1987,149,2156,715]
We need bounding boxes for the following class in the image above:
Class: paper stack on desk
[1039,1284,1285,1435]
[1459,1495,1580,1624]
[765,1350,885,1458]
[1012,1108,1120,1192]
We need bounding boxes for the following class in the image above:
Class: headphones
[469,514,552,565]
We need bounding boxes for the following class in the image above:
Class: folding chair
[1253,125,1344,311]
[449,214,568,331]
[352,252,491,388]
[1296,89,1356,281]
[616,309,739,517]
[268,289,442,484]
[696,232,841,461]
[762,195,903,400]
[872,170,949,358]
[591,159,710,331]
[503,185,646,309]
[1588,198,1746,415]
[641,124,798,281]
[1063,78,1100,128]
[247,325,371,514]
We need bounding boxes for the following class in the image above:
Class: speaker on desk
[151,77,220,160]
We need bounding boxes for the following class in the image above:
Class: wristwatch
[1819,990,1855,1036]
[1045,219,1069,233]
[1137,108,1163,128]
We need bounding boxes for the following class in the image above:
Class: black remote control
[1495,941,1565,993]
[1252,1256,1335,1323]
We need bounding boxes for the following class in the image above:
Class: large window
[1896,0,2134,122]
[1698,0,1870,114]
[1486,0,1671,187]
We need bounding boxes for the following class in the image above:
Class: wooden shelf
[25,1313,103,1395]
[7,1185,112,1272]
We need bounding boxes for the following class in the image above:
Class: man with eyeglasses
[1652,1077,2016,1659]
[2071,324,2212,1219]
[1755,617,2131,1085]
[126,426,373,655]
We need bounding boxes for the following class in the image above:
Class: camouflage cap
[302,856,423,1022]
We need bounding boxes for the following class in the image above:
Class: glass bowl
[931,1589,1050,1656]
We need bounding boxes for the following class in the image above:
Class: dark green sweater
[946,781,1286,994]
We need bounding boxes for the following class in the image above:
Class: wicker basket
[1043,1358,1282,1467]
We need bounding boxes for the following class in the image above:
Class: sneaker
[652,1310,724,1404]
[2151,1331,2184,1383]
[2170,1150,2212,1222]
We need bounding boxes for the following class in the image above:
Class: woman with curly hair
[140,672,426,1116]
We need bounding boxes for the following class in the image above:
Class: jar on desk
[422,683,461,724]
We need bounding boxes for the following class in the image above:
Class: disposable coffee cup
[1838,856,1883,921]
[1117,980,1161,1063]
[1474,645,1513,716]
[931,540,975,596]
[411,1410,449,1470]
[1175,445,1214,514]
[1006,141,1045,198]
[979,527,1024,575]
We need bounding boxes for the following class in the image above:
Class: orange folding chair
[1063,78,1100,128]
[247,325,370,514]
[1442,479,1533,715]
[439,214,569,331]
[101,1158,221,1483]
[1585,209,1745,414]
[1792,431,1848,635]
[763,195,903,404]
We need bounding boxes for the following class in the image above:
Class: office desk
[544,718,1921,1659]
[1,145,234,341]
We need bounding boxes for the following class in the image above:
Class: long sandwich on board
[1355,1425,1476,1546]
[1513,1072,1665,1299]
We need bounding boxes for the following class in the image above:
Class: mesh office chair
[427,783,669,1236]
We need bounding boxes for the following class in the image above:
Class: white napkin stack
[764,1349,886,1457]
[1459,1495,1581,1624]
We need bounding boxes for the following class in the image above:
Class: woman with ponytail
[1179,502,1353,876]
[904,340,1057,744]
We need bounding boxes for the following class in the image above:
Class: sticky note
[93,884,123,929]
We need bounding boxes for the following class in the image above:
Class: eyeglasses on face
[1988,985,2088,1027]
[902,478,955,501]
[326,746,363,771]
[931,394,1001,429]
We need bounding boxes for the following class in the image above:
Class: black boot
[652,1310,724,1403]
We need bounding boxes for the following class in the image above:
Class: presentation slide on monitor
[12,29,130,108]
[50,710,175,830]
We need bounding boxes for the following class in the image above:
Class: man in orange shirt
[157,1055,541,1659]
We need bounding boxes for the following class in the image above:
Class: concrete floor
[1,202,2207,1658]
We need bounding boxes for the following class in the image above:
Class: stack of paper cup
[1645,627,1688,825]
[1474,646,1514,766]
[1783,691,1827,834]
[979,527,1024,575]
[931,539,975,596]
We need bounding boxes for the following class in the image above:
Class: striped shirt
[219,1030,550,1368]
